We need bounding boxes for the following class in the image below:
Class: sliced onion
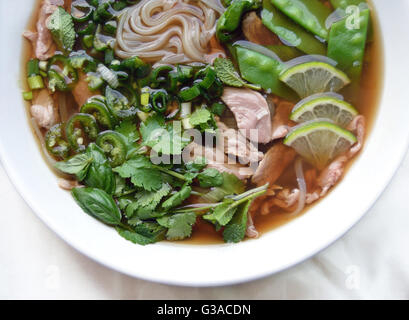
[292,158,306,216]
[325,8,346,29]
[233,40,283,62]
[292,92,345,113]
[284,55,338,70]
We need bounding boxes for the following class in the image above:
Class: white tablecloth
[1,150,409,300]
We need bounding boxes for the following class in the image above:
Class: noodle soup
[22,0,382,245]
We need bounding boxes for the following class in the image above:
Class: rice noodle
[115,0,224,65]
[292,158,306,216]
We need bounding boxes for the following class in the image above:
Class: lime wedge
[284,120,357,169]
[280,62,351,98]
[290,95,358,127]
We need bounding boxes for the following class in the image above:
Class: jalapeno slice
[66,113,99,151]
[71,0,94,23]
[96,131,127,167]
[151,65,174,88]
[47,55,78,92]
[80,101,117,129]
[105,86,139,120]
[45,123,70,159]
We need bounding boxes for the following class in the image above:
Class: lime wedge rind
[290,96,359,127]
[279,62,351,98]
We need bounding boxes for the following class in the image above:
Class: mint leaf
[197,168,224,188]
[203,200,237,226]
[223,200,251,243]
[157,213,197,241]
[47,7,75,52]
[54,153,92,180]
[214,58,261,91]
[162,186,192,210]
[72,187,122,226]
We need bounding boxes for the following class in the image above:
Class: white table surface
[1,149,409,300]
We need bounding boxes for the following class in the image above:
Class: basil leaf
[72,187,122,225]
[84,144,116,194]
[54,153,92,180]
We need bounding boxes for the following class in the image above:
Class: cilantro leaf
[47,7,75,53]
[54,153,92,180]
[115,119,140,146]
[214,58,261,91]
[162,186,192,210]
[197,168,224,188]
[189,108,217,132]
[184,156,208,172]
[223,200,251,243]
[157,213,197,241]
[203,200,237,226]
[113,156,163,191]
[141,116,190,155]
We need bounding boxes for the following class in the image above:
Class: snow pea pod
[265,45,302,61]
[216,0,261,43]
[270,0,331,40]
[330,0,366,9]
[327,9,370,82]
[261,0,326,55]
[235,46,296,101]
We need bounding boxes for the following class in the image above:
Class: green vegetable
[54,153,92,180]
[47,7,75,52]
[22,91,33,101]
[210,102,226,117]
[189,108,217,132]
[157,213,197,241]
[328,9,370,82]
[83,143,116,195]
[116,222,167,245]
[80,101,117,129]
[216,0,262,43]
[105,86,138,120]
[235,46,296,101]
[45,123,71,159]
[184,157,207,173]
[28,75,44,90]
[197,168,224,188]
[72,187,122,226]
[270,0,331,40]
[330,0,366,9]
[162,185,192,210]
[96,131,127,167]
[113,156,164,191]
[69,51,97,73]
[265,45,302,61]
[47,55,78,92]
[223,200,251,243]
[214,58,261,91]
[66,113,99,151]
[261,0,327,55]
[71,0,94,22]
[202,172,245,203]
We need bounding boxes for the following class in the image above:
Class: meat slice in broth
[31,89,58,129]
[221,87,273,144]
[242,12,280,46]
[271,101,296,140]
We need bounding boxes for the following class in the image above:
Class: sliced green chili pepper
[80,101,117,129]
[45,123,71,159]
[93,2,114,22]
[69,50,97,73]
[120,56,145,71]
[151,89,169,113]
[47,55,78,92]
[93,25,115,51]
[71,0,94,23]
[66,113,99,151]
[328,9,370,82]
[270,0,331,40]
[216,0,261,43]
[235,46,296,101]
[105,86,138,119]
[261,0,327,55]
[82,34,94,48]
[96,131,127,167]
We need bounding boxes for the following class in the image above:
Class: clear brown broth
[22,0,384,245]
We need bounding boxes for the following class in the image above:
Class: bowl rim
[1,0,409,287]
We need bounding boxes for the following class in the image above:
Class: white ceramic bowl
[1,0,408,287]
